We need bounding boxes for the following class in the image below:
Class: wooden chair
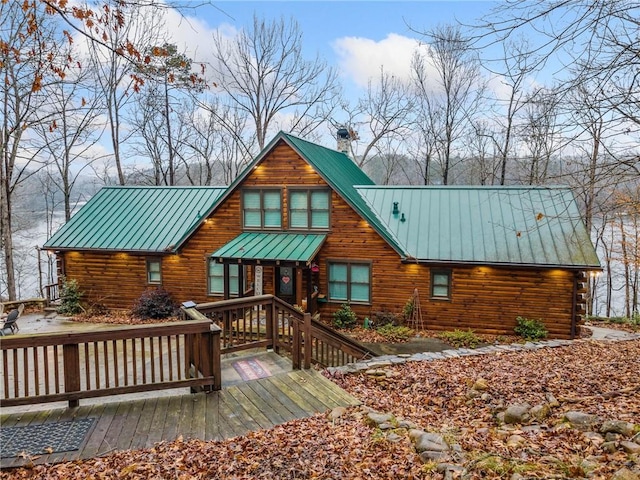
[1,304,24,335]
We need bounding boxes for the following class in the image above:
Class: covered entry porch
[210,232,326,315]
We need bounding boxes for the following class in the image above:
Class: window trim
[430,268,452,300]
[208,260,244,297]
[326,259,372,305]
[288,188,330,231]
[241,188,282,230]
[146,258,162,285]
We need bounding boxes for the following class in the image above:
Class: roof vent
[392,202,399,215]
[400,213,406,223]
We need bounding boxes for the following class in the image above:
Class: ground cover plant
[3,338,638,479]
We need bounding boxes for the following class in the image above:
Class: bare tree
[86,1,164,185]
[208,15,339,149]
[35,63,104,221]
[0,2,59,300]
[333,68,414,168]
[412,24,485,184]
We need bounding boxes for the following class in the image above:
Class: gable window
[208,261,242,296]
[328,261,371,303]
[431,269,451,299]
[289,189,330,229]
[147,258,162,285]
[243,189,281,229]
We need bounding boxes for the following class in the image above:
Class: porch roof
[211,232,326,265]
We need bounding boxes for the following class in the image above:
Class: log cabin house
[44,131,600,338]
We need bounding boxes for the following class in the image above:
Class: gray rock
[601,420,636,437]
[414,432,449,453]
[611,468,640,480]
[583,431,605,445]
[620,441,640,454]
[386,432,403,443]
[564,411,599,430]
[606,432,623,442]
[367,412,394,425]
[466,389,483,399]
[529,403,551,421]
[506,434,526,448]
[545,392,560,407]
[601,441,618,453]
[504,403,531,424]
[481,393,493,401]
[365,369,387,376]
[330,406,347,420]
[397,419,417,430]
[419,450,451,462]
[510,474,525,480]
[378,422,395,430]
[495,412,506,424]
[408,429,425,442]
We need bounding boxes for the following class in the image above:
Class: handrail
[185,295,376,368]
[0,320,221,407]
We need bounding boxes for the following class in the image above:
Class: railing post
[211,326,222,391]
[265,301,273,350]
[303,313,311,369]
[63,343,81,408]
[292,317,300,369]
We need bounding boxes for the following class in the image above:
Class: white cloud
[332,33,423,87]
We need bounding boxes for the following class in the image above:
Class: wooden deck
[0,367,360,469]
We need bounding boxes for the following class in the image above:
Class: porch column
[223,263,230,300]
[238,263,245,298]
[306,267,313,314]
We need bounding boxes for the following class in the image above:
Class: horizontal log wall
[59,140,578,337]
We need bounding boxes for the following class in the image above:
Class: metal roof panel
[44,187,226,252]
[356,186,600,268]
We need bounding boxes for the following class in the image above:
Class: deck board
[1,356,360,470]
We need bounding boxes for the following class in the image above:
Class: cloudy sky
[162,1,501,97]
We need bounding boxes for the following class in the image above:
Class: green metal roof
[217,132,406,256]
[211,232,326,264]
[356,186,600,268]
[44,186,226,252]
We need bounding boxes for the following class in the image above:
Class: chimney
[336,127,351,155]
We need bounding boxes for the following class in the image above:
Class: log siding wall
[59,141,580,338]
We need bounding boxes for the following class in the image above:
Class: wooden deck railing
[184,295,375,369]
[44,282,60,305]
[0,320,221,408]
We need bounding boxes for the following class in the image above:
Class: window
[208,261,242,296]
[147,258,162,284]
[328,261,371,303]
[431,269,451,299]
[243,189,281,229]
[289,189,330,229]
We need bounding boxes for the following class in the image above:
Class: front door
[276,266,296,305]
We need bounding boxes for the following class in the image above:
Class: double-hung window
[208,261,242,296]
[431,269,452,299]
[289,189,330,229]
[328,261,371,303]
[243,189,281,229]
[147,258,162,285]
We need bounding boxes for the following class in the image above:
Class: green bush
[132,288,177,319]
[438,329,481,348]
[332,303,357,329]
[57,278,84,315]
[376,324,414,342]
[402,297,414,320]
[514,316,548,340]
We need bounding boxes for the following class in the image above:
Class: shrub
[376,324,414,342]
[132,288,177,319]
[373,310,397,328]
[514,316,548,340]
[57,278,84,316]
[332,303,357,329]
[402,297,414,320]
[438,329,481,348]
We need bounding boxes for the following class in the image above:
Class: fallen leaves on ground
[71,311,181,325]
[2,339,639,479]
